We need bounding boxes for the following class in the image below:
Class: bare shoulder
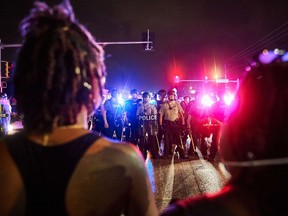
[83,136,145,171]
[0,140,25,215]
[88,136,141,155]
[66,137,155,216]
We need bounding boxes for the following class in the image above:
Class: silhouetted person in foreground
[161,51,288,215]
[0,1,157,215]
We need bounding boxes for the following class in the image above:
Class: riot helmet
[158,89,166,96]
[142,92,150,99]
[110,88,119,98]
[130,89,138,95]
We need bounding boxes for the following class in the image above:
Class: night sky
[1,0,288,94]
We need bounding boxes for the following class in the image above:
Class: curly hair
[14,1,106,133]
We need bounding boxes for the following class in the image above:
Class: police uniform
[102,96,124,141]
[159,95,185,159]
[124,97,142,145]
[91,104,105,134]
[136,101,159,159]
[180,98,190,154]
[187,99,203,156]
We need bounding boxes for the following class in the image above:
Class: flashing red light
[223,93,234,105]
[174,75,180,83]
[201,94,214,107]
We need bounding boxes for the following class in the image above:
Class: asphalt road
[146,149,231,213]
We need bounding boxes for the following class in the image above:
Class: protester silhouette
[0,1,157,215]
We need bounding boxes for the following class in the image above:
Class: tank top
[6,132,100,216]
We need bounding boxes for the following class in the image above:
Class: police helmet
[167,90,176,96]
[142,92,150,98]
[109,88,119,97]
[130,89,138,95]
[158,89,166,95]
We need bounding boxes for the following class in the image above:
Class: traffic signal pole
[0,30,154,93]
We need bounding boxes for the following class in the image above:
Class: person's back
[0,131,156,216]
[161,50,288,215]
[0,1,157,215]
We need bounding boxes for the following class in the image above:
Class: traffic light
[142,29,155,51]
[4,62,13,78]
[5,62,8,77]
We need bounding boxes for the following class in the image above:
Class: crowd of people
[89,87,226,161]
[0,93,12,136]
[1,0,288,215]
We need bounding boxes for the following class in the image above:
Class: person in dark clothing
[136,92,160,159]
[161,50,288,216]
[156,89,167,150]
[124,88,142,145]
[204,96,228,161]
[197,113,221,161]
[186,97,202,156]
[0,1,157,216]
[91,103,105,134]
[180,95,190,156]
[102,88,124,140]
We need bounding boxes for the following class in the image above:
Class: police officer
[102,88,124,140]
[156,89,167,148]
[194,97,223,161]
[180,95,191,154]
[0,93,11,136]
[136,92,160,159]
[124,89,142,145]
[91,103,105,134]
[206,95,227,161]
[186,95,202,157]
[159,90,185,159]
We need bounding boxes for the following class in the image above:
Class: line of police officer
[90,88,225,161]
[0,87,224,161]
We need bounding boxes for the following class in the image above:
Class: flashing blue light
[282,52,288,62]
[258,50,278,64]
[118,94,125,105]
[150,99,156,105]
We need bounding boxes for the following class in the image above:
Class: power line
[226,20,288,63]
[226,31,288,75]
[229,30,288,64]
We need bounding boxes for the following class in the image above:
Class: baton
[188,129,196,152]
[155,133,163,156]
